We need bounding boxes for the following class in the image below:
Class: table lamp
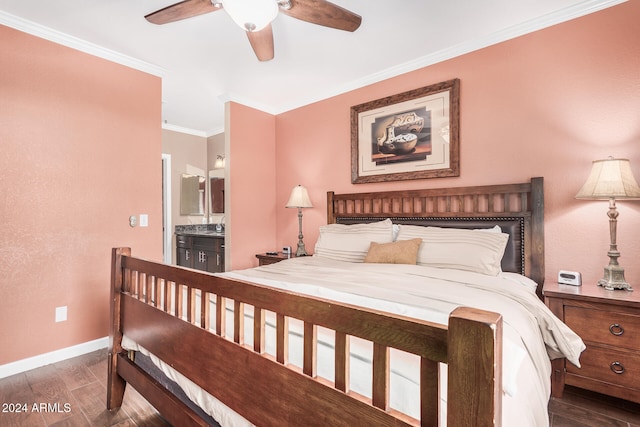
[286,185,313,256]
[575,157,640,291]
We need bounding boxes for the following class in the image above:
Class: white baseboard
[0,337,109,379]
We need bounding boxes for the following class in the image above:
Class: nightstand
[255,252,295,266]
[543,282,640,404]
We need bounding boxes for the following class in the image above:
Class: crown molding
[272,0,626,115]
[205,126,225,137]
[162,123,209,138]
[0,11,165,78]
[218,92,278,116]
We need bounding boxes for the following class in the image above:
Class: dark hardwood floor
[0,349,168,427]
[548,386,640,427]
[1,348,639,426]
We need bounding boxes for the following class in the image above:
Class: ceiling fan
[145,0,362,61]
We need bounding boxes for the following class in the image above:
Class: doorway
[162,153,172,264]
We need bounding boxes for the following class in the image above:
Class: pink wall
[0,25,162,364]
[273,1,640,287]
[227,102,277,269]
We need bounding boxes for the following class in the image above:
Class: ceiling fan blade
[145,0,222,25]
[246,25,275,62]
[280,0,361,32]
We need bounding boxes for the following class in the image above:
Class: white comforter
[125,256,585,427]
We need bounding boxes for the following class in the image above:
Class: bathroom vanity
[175,225,225,273]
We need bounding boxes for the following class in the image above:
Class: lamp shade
[286,185,313,208]
[575,157,640,200]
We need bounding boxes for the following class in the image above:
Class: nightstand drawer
[567,345,639,390]
[565,306,640,351]
[255,252,294,266]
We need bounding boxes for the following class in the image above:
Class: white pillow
[392,223,401,240]
[396,225,509,275]
[314,219,394,263]
[478,225,502,233]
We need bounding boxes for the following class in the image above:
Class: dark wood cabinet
[176,234,224,273]
[544,282,640,404]
[176,234,192,267]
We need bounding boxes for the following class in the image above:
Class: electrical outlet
[55,306,67,322]
[129,215,137,227]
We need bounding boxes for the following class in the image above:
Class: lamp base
[295,240,308,257]
[598,264,633,291]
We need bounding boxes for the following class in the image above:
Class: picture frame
[351,78,460,183]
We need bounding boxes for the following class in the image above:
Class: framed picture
[351,78,460,183]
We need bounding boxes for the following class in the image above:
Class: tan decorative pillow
[364,238,422,265]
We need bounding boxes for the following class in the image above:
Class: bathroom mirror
[210,178,225,213]
[180,174,205,215]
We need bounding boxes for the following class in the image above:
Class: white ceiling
[0,0,623,136]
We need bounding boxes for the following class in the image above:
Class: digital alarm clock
[558,270,582,286]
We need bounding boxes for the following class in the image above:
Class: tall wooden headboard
[327,177,545,299]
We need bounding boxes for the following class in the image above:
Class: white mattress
[123,256,585,427]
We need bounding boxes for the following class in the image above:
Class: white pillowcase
[314,219,394,263]
[396,225,509,276]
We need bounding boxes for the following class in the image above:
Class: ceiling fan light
[223,0,278,32]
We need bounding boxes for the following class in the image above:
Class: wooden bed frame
[107,177,544,427]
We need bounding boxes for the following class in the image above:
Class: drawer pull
[610,361,625,374]
[609,323,624,336]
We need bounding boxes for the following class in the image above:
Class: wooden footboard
[108,247,502,427]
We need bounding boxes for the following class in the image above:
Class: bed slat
[200,291,210,330]
[372,342,390,410]
[145,273,153,305]
[421,358,439,427]
[334,331,349,392]
[187,286,196,324]
[215,295,225,336]
[175,284,183,319]
[163,280,171,313]
[234,301,244,344]
[276,313,288,365]
[254,306,265,353]
[303,321,317,377]
[155,278,162,309]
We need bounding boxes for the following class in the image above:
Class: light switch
[140,214,148,227]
